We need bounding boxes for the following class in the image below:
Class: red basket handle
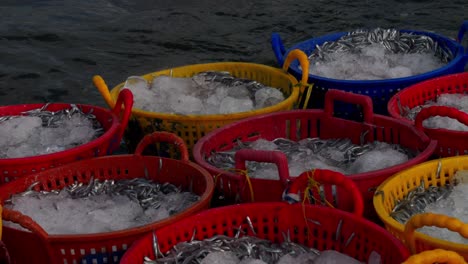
[2,208,49,241]
[284,169,364,217]
[414,105,468,131]
[112,88,134,144]
[134,132,189,161]
[234,149,290,185]
[324,89,374,123]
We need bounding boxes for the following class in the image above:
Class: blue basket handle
[271,33,287,66]
[457,20,468,66]
[456,20,468,44]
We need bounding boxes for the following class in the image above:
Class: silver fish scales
[8,178,199,214]
[191,71,268,101]
[310,28,453,64]
[143,233,320,264]
[390,162,454,224]
[207,137,417,176]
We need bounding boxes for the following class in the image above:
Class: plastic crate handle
[403,249,467,264]
[414,105,468,132]
[282,49,311,109]
[324,89,374,123]
[457,20,468,45]
[112,88,134,149]
[93,75,115,109]
[134,132,189,161]
[271,33,287,66]
[404,213,468,255]
[457,21,468,67]
[284,169,364,217]
[2,208,49,241]
[234,149,290,184]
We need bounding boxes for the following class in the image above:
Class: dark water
[0,0,467,107]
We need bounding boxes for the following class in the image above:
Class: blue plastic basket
[272,21,468,118]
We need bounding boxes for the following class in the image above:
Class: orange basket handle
[324,89,374,123]
[235,149,290,184]
[404,213,468,254]
[112,89,134,148]
[2,208,49,241]
[414,106,468,132]
[134,132,189,161]
[282,49,311,109]
[403,249,467,264]
[284,169,364,217]
[93,75,115,109]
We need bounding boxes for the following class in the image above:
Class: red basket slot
[0,89,133,183]
[120,203,410,264]
[0,132,214,264]
[194,89,437,221]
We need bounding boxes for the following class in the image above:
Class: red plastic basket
[0,89,133,184]
[193,89,437,221]
[0,132,214,264]
[388,72,468,157]
[120,202,410,264]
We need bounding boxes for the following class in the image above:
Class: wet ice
[4,181,199,234]
[123,72,285,115]
[0,113,99,158]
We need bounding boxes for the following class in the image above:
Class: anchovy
[9,178,199,213]
[309,28,453,64]
[143,232,322,264]
[206,136,417,176]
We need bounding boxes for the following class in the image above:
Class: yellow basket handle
[282,49,311,109]
[93,75,115,109]
[404,213,468,254]
[402,249,467,264]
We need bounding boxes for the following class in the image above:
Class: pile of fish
[308,28,452,80]
[4,178,200,234]
[390,180,453,224]
[0,104,103,158]
[124,71,285,115]
[143,225,381,264]
[207,137,417,179]
[390,167,468,243]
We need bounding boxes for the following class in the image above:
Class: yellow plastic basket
[374,156,468,260]
[93,50,310,156]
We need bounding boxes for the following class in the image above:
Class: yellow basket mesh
[94,62,304,157]
[374,156,468,259]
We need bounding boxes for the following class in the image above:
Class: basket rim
[192,109,436,182]
[373,155,468,251]
[106,62,301,121]
[0,103,121,165]
[284,29,465,84]
[0,154,215,241]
